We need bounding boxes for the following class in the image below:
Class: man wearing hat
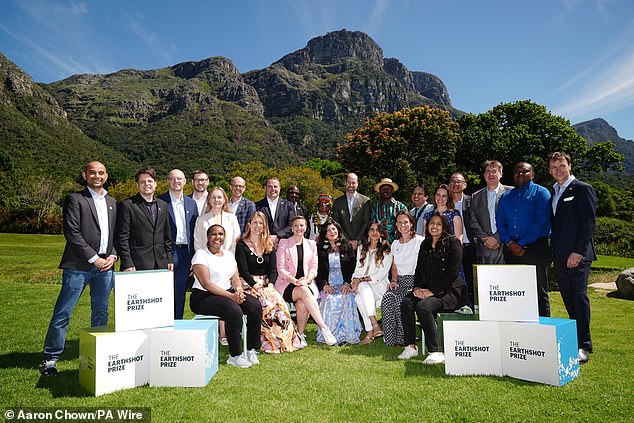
[372,178,407,243]
[309,194,332,240]
[333,173,371,249]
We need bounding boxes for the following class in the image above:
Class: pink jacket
[275,236,318,297]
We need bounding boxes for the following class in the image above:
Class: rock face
[244,29,454,124]
[573,118,634,172]
[616,267,634,300]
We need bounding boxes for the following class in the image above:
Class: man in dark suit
[158,169,198,319]
[332,173,371,249]
[116,168,173,272]
[469,160,513,265]
[255,177,293,243]
[41,161,117,376]
[286,184,310,238]
[229,176,256,236]
[549,152,597,364]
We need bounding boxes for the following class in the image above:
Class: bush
[593,217,634,258]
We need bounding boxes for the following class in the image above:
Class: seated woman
[381,210,423,346]
[275,216,337,346]
[194,186,241,253]
[236,212,303,353]
[398,213,468,363]
[190,224,263,368]
[315,220,362,345]
[422,184,463,243]
[350,220,393,344]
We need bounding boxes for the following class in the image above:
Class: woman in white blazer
[194,186,241,253]
[275,215,336,346]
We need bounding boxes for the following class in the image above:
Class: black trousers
[401,294,444,353]
[504,237,551,317]
[462,243,476,307]
[190,289,262,357]
[555,259,592,351]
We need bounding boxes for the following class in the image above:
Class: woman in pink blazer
[276,216,336,346]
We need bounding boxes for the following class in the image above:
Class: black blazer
[116,193,173,270]
[255,197,293,239]
[332,193,371,242]
[315,246,357,291]
[551,178,597,262]
[158,191,199,257]
[59,188,117,271]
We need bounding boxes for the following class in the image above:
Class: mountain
[0,52,137,182]
[573,118,634,172]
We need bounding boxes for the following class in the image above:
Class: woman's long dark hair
[317,219,351,254]
[359,220,391,266]
[420,212,452,257]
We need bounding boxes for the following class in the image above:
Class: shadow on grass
[0,340,80,371]
[606,290,633,300]
[36,369,92,398]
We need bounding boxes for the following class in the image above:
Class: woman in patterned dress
[315,220,361,345]
[236,212,303,353]
[422,184,463,243]
[381,210,424,346]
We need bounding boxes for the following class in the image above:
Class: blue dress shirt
[496,181,551,247]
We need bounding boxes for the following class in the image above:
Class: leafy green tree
[456,100,622,185]
[336,106,460,197]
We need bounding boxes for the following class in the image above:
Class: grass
[594,254,634,270]
[1,234,633,422]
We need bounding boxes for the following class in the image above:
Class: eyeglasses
[450,180,465,184]
[287,191,300,195]
[485,170,499,175]
[193,178,209,183]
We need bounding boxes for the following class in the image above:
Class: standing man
[286,184,310,238]
[450,172,476,302]
[255,177,293,244]
[190,169,210,216]
[116,168,173,272]
[469,160,512,265]
[496,162,552,317]
[410,183,434,236]
[41,161,117,376]
[549,152,597,364]
[158,169,198,319]
[229,176,256,235]
[333,173,371,249]
[371,178,407,244]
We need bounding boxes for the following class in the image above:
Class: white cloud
[116,14,174,63]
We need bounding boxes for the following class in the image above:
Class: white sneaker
[298,333,308,347]
[322,327,337,346]
[423,352,445,364]
[220,337,228,346]
[398,345,419,360]
[578,348,589,364]
[246,349,260,365]
[226,355,252,368]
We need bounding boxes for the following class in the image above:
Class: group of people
[41,151,597,374]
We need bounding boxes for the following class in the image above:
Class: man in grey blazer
[469,160,512,265]
[229,176,256,236]
[116,168,173,271]
[549,152,597,364]
[332,173,371,249]
[255,177,293,243]
[158,169,198,319]
[41,161,117,376]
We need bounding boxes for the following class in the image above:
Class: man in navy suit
[255,177,293,244]
[229,176,256,236]
[116,168,173,272]
[549,152,597,364]
[158,169,198,319]
[41,161,117,376]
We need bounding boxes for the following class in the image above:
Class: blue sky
[2,0,634,141]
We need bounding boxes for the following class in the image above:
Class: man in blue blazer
[41,161,117,376]
[548,152,597,364]
[158,169,199,319]
[255,177,293,243]
[229,176,256,236]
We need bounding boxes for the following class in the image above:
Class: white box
[79,327,149,396]
[443,321,503,376]
[149,319,219,387]
[475,265,539,322]
[114,269,174,332]
[500,317,580,386]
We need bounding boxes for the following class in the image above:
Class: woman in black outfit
[398,212,468,364]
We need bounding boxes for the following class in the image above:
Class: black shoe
[40,360,57,376]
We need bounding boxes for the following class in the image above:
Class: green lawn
[0,234,632,422]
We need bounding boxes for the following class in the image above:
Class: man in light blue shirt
[497,162,552,317]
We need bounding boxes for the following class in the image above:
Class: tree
[456,100,623,185]
[335,106,460,198]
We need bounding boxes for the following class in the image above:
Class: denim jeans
[43,268,114,361]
